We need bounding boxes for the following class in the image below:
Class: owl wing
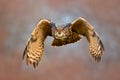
[70,17,104,62]
[23,19,52,68]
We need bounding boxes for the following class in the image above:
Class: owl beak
[57,33,63,37]
[55,32,67,39]
[58,31,61,35]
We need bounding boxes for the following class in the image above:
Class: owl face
[51,23,71,40]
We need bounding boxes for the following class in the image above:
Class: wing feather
[70,17,104,62]
[23,19,52,68]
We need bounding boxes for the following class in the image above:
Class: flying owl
[23,17,104,68]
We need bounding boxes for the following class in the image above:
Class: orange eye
[62,27,65,31]
[55,28,58,32]
[61,29,65,33]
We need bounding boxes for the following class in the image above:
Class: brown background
[0,0,120,80]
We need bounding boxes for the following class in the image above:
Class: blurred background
[0,0,120,80]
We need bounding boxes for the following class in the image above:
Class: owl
[23,17,104,68]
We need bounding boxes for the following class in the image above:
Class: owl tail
[88,32,104,62]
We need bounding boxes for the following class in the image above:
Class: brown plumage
[23,17,104,68]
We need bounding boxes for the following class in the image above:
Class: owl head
[51,23,71,40]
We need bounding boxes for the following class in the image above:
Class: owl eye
[62,23,71,31]
[55,28,59,32]
[62,27,68,32]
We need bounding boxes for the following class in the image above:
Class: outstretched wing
[23,19,52,68]
[70,17,104,62]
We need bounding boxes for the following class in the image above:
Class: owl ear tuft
[62,23,71,30]
[66,23,71,27]
[51,22,58,31]
[51,22,56,28]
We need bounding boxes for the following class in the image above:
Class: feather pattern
[23,17,104,68]
[70,17,104,62]
[23,19,52,68]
